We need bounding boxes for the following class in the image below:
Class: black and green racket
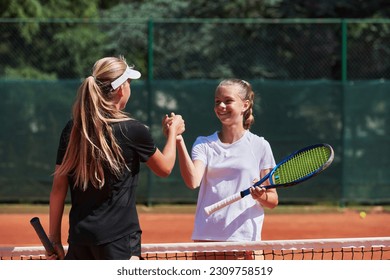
[204,143,334,215]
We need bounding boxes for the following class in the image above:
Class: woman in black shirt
[48,56,185,260]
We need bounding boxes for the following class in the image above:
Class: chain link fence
[1,18,390,80]
[0,18,389,205]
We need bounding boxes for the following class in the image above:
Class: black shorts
[65,231,142,260]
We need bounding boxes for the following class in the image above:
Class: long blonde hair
[217,79,255,129]
[56,56,132,190]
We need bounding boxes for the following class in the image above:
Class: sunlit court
[1,205,389,260]
[1,5,390,280]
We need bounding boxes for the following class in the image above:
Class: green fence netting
[0,80,389,205]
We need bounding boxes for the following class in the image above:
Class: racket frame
[257,143,333,188]
[205,143,334,215]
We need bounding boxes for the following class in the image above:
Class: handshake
[162,112,185,140]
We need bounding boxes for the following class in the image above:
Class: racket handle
[30,217,56,255]
[204,192,242,215]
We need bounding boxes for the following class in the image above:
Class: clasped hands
[162,112,185,139]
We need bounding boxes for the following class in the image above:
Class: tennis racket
[204,143,334,215]
[30,217,55,255]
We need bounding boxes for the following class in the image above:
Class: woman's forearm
[177,138,200,189]
[49,171,68,243]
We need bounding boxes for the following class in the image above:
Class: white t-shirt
[191,130,275,242]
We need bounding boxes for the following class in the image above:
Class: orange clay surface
[0,206,389,246]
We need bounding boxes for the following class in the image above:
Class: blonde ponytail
[56,57,132,190]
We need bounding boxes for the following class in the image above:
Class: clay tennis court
[0,205,389,246]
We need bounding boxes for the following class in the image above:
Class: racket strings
[273,147,331,184]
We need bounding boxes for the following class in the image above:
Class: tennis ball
[359,211,367,219]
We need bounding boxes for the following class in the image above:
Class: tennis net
[1,237,389,260]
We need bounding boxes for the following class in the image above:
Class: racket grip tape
[30,217,55,255]
[204,192,242,215]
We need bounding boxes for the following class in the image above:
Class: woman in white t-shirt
[165,79,278,259]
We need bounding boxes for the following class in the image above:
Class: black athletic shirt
[56,119,157,245]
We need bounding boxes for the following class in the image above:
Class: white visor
[111,66,141,90]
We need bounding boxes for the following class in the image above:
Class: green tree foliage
[0,0,43,44]
[0,0,389,79]
[101,0,191,75]
[0,0,102,79]
[177,0,276,18]
[270,0,390,18]
[0,1,389,204]
[101,0,279,79]
[269,0,390,79]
